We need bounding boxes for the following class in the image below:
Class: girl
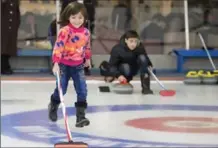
[49,0,94,75]
[48,2,91,128]
[100,30,154,95]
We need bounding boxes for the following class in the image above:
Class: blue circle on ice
[1,104,218,147]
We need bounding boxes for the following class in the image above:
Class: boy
[100,30,153,94]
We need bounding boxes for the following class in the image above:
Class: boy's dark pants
[110,54,149,80]
[104,54,153,94]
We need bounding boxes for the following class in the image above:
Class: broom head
[54,141,88,148]
[159,90,176,96]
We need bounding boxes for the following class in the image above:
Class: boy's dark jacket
[109,35,153,73]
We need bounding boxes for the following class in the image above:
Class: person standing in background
[111,0,132,31]
[83,0,96,34]
[1,0,21,75]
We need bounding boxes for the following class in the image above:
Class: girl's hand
[52,63,60,75]
[84,59,91,69]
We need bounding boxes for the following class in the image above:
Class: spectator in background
[1,0,20,75]
[111,0,132,31]
[29,0,38,3]
[83,0,96,34]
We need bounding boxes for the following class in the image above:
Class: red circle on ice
[125,117,218,133]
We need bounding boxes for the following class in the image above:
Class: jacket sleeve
[138,43,153,67]
[52,27,69,64]
[109,46,121,78]
[84,30,92,60]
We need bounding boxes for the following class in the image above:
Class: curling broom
[148,68,176,96]
[197,32,217,71]
[54,72,88,148]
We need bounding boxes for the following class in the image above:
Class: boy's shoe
[140,75,153,95]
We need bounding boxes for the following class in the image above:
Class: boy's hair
[124,30,140,39]
[58,2,88,27]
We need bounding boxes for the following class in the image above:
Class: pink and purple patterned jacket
[52,23,91,66]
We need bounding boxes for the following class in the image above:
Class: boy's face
[69,12,84,28]
[125,38,139,50]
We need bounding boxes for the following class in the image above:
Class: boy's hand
[84,59,91,69]
[118,75,127,83]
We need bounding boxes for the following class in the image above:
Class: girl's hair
[58,2,88,27]
[124,30,139,39]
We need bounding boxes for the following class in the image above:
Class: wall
[12,0,218,74]
[10,55,218,73]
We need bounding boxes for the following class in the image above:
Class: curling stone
[212,70,218,84]
[184,71,202,84]
[202,76,218,84]
[111,82,134,94]
[199,70,218,84]
[201,72,217,84]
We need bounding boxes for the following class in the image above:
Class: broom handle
[197,32,217,70]
[56,72,73,142]
[148,68,166,90]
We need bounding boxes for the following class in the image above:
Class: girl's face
[69,12,85,28]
